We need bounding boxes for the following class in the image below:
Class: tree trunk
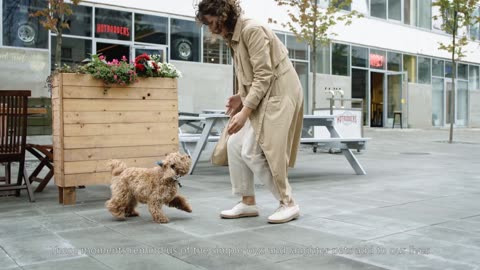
[55,30,63,69]
[54,14,65,69]
[449,11,457,144]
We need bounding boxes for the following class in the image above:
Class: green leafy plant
[76,54,182,94]
[79,54,137,89]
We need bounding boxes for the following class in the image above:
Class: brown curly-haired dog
[105,152,192,223]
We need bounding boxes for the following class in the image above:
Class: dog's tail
[107,159,127,176]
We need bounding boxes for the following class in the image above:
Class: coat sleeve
[242,26,274,110]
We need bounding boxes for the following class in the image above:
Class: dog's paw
[183,204,192,213]
[153,217,170,223]
[125,210,140,217]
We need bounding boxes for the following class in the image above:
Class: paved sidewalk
[1,128,480,270]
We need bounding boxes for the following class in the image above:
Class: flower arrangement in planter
[78,54,182,91]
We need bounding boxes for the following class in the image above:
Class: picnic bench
[180,113,370,175]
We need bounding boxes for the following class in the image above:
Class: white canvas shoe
[267,204,300,224]
[220,202,259,219]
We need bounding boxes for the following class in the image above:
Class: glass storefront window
[388,0,402,21]
[203,28,231,64]
[387,51,402,71]
[275,33,286,45]
[170,19,201,62]
[2,0,48,48]
[371,0,387,19]
[418,57,431,84]
[417,0,432,29]
[292,61,309,113]
[403,54,417,83]
[369,49,386,70]
[404,0,433,29]
[445,61,452,78]
[95,8,132,41]
[310,44,330,74]
[352,0,369,14]
[135,13,167,45]
[332,43,350,76]
[351,46,368,67]
[287,35,308,61]
[51,36,91,70]
[457,80,468,126]
[470,7,480,40]
[457,63,468,80]
[432,77,444,126]
[63,4,92,37]
[432,59,444,77]
[351,68,369,125]
[469,65,480,91]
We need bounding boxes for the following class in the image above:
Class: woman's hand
[226,94,243,116]
[227,107,252,135]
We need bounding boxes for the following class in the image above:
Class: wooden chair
[25,144,53,192]
[0,91,35,202]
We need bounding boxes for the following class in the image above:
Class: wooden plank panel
[61,73,177,89]
[64,145,178,162]
[62,86,178,100]
[63,172,111,187]
[62,99,177,112]
[64,132,178,149]
[64,123,177,137]
[64,157,164,174]
[63,111,177,124]
[52,75,65,187]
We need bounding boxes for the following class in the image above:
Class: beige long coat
[230,17,304,203]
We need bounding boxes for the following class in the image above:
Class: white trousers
[227,119,281,201]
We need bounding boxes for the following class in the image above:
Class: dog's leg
[125,195,139,217]
[106,198,126,220]
[148,201,169,223]
[168,195,192,213]
[106,179,130,220]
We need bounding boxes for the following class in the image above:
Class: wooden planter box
[52,73,178,205]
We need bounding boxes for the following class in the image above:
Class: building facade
[1,0,479,129]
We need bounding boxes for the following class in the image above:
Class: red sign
[370,54,385,68]
[337,112,358,126]
[96,24,130,37]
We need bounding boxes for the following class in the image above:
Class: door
[370,72,384,127]
[385,72,406,127]
[133,45,168,63]
[96,41,131,62]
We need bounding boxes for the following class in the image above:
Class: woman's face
[203,15,226,37]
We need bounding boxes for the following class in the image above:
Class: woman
[196,0,304,224]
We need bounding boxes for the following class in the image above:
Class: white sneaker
[220,202,259,219]
[267,204,300,224]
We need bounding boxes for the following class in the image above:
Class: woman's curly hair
[195,0,242,43]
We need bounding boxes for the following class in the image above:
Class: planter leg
[58,186,76,205]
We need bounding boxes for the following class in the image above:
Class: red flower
[134,53,150,63]
[135,63,145,71]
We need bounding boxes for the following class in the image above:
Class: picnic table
[182,114,369,175]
